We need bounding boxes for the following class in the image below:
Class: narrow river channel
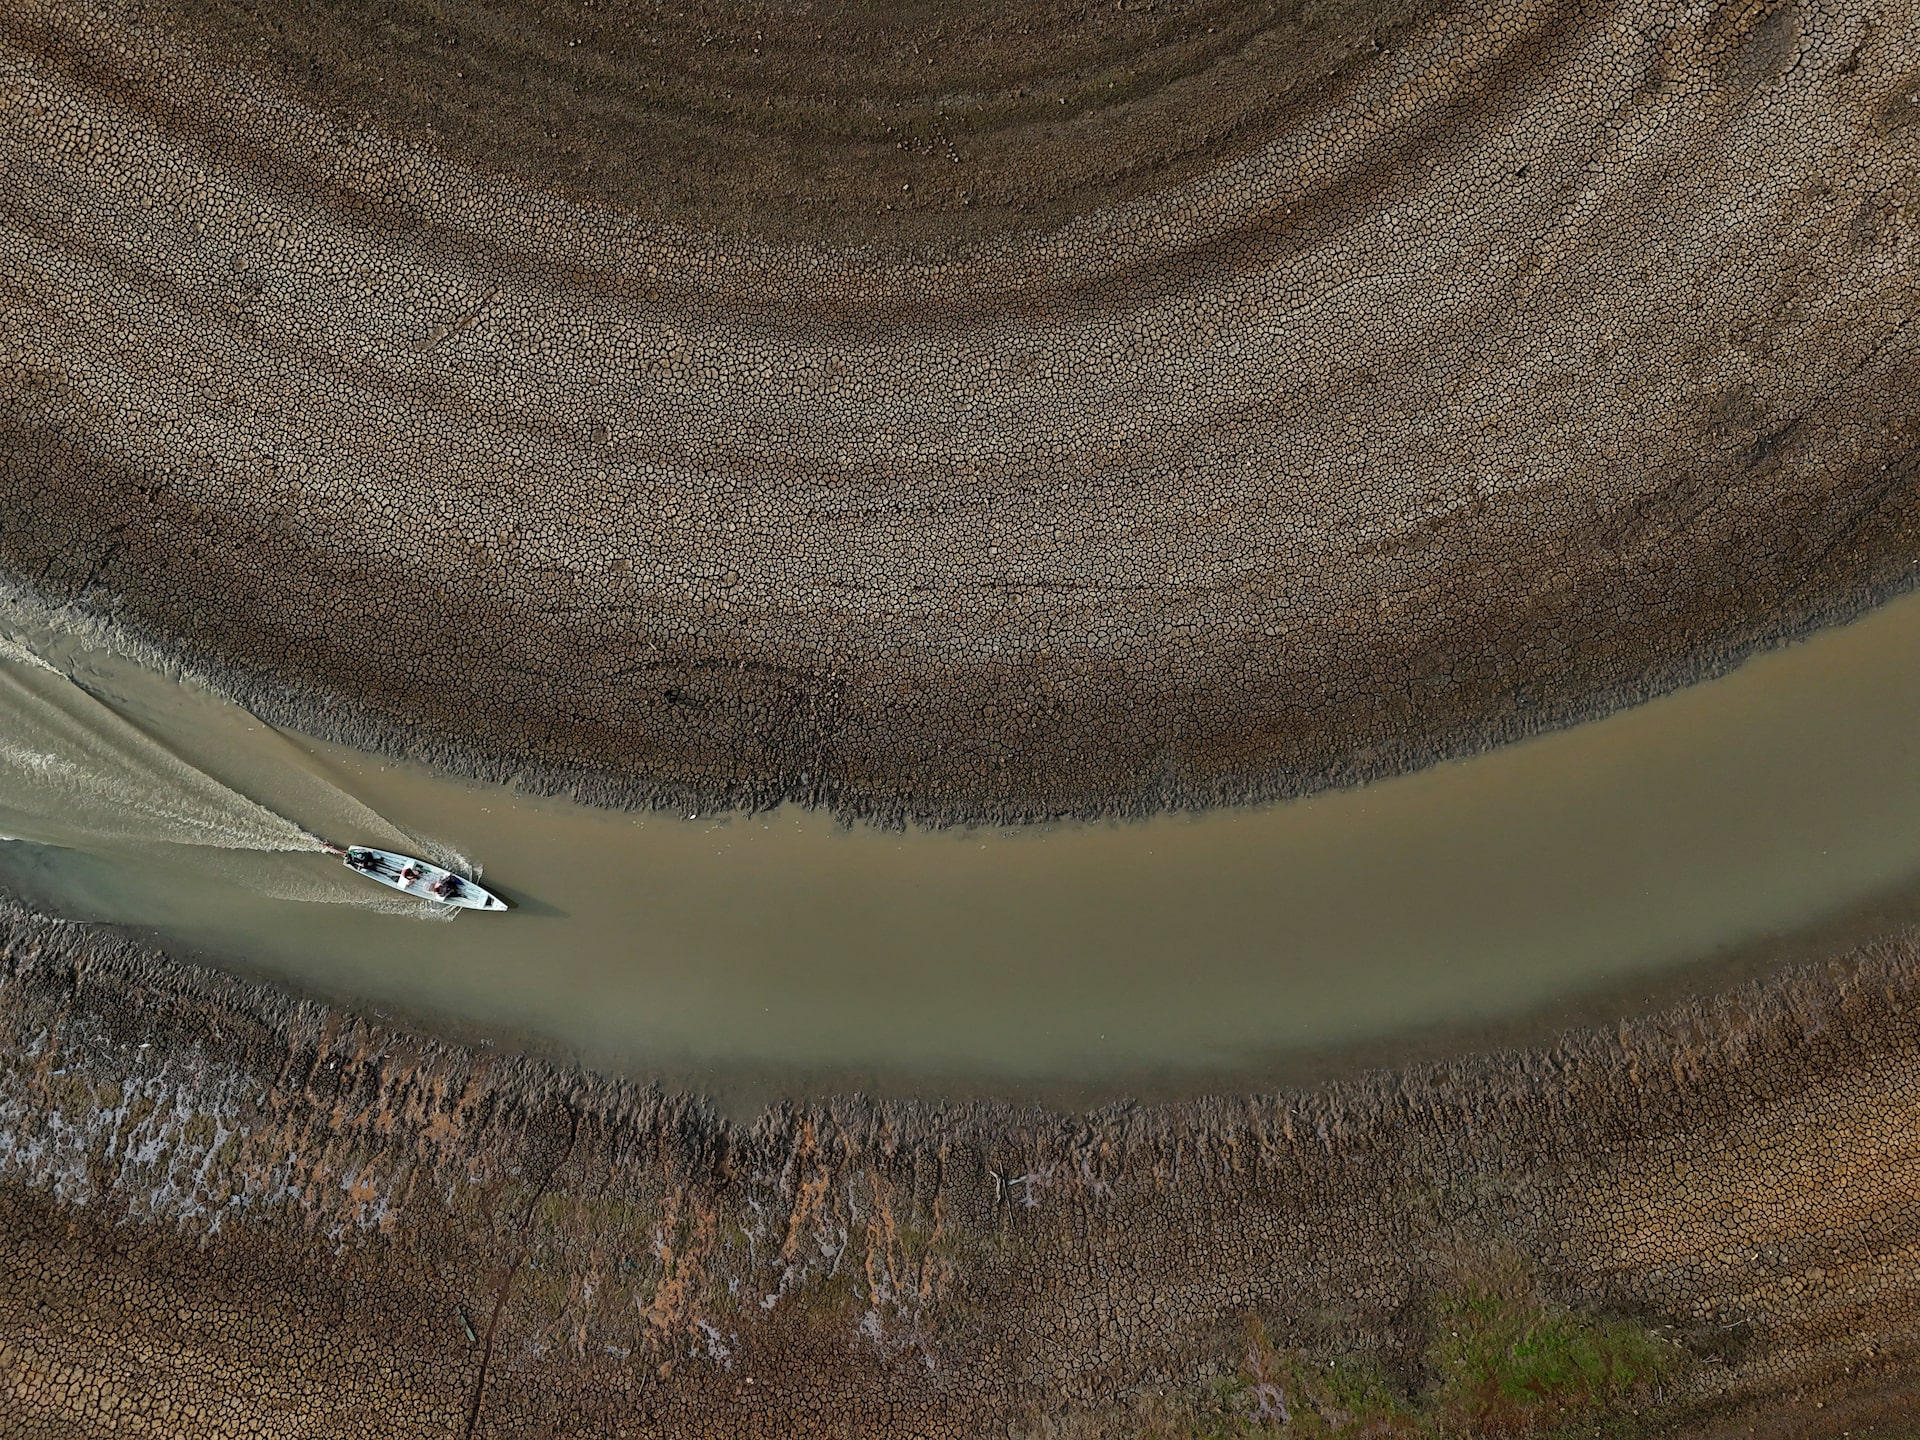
[3,592,1919,1100]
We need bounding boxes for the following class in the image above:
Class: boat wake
[0,642,322,856]
[0,618,460,918]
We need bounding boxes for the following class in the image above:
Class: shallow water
[3,592,1920,1094]
[0,639,316,856]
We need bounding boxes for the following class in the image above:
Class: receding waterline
[3,593,1920,1091]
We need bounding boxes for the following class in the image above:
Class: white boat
[323,843,509,911]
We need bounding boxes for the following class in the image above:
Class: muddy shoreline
[14,828,1920,1122]
[5,895,1920,1436]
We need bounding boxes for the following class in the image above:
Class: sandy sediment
[2,899,1919,1436]
[1,0,1917,825]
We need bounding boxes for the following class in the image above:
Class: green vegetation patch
[1156,1259,1681,1439]
[1427,1280,1678,1434]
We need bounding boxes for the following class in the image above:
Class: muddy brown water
[2,592,1920,1099]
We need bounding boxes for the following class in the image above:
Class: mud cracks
[4,903,1920,1436]
[2,0,1918,822]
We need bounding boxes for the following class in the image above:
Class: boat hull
[341,847,508,911]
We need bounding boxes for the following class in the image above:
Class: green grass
[1157,1261,1681,1439]
[1427,1282,1678,1436]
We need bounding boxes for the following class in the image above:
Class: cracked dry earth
[4,0,1920,1435]
[1,0,1915,820]
[3,910,1920,1437]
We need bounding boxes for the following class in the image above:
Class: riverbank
[20,572,1920,1103]
[3,895,1918,1436]
[5,0,1919,827]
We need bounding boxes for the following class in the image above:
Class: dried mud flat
[2,0,1917,822]
[4,903,1920,1438]
[5,0,1920,1433]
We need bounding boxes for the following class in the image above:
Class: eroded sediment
[3,901,1920,1437]
[2,0,1916,822]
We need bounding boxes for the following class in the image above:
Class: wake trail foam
[196,851,460,918]
[204,714,454,869]
[0,592,479,915]
[0,659,321,855]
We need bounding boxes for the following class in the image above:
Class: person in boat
[433,875,463,900]
[399,865,421,886]
[346,850,377,873]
